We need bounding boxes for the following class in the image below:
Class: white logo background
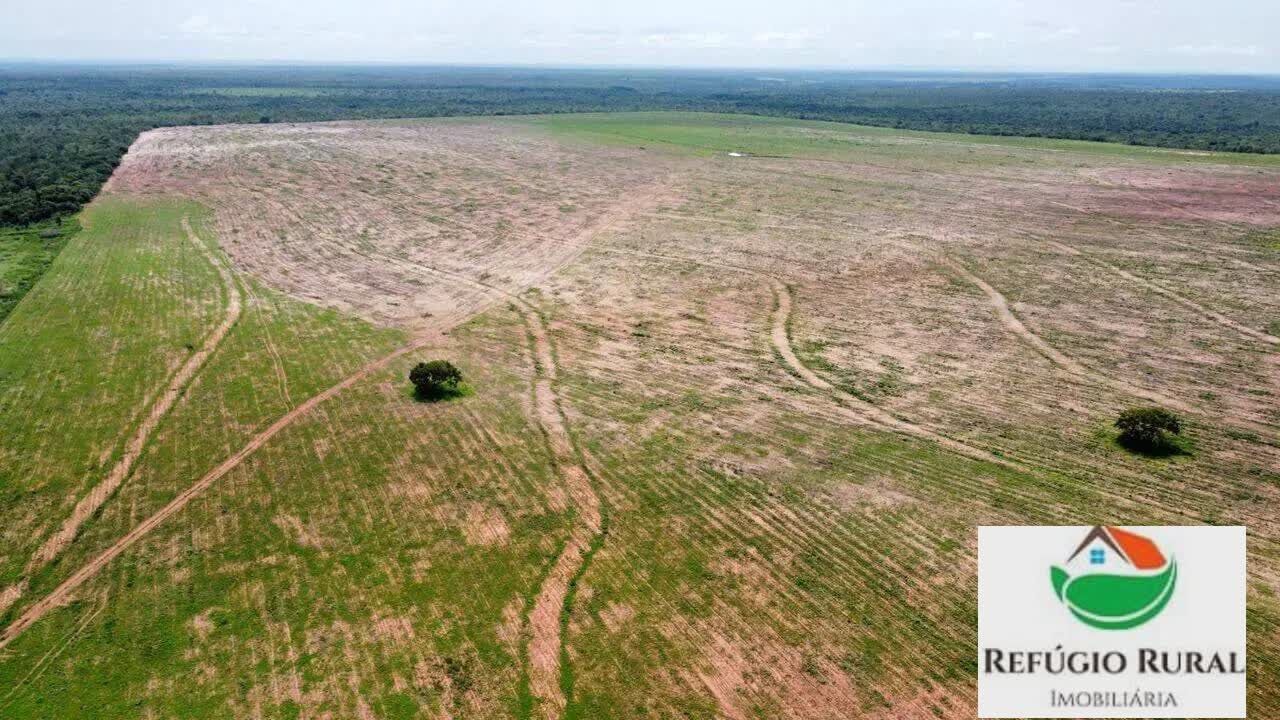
[978,526,1246,718]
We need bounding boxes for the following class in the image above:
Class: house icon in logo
[1064,525,1167,573]
[1051,526,1177,630]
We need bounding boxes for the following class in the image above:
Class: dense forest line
[3,65,1280,228]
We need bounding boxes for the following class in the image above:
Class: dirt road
[0,218,244,621]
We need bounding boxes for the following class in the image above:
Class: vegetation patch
[0,218,74,324]
[409,359,467,401]
[4,112,1280,718]
[1245,226,1280,251]
[1114,406,1189,457]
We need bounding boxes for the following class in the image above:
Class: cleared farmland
[1,112,1278,718]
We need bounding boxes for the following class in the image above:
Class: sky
[3,0,1278,74]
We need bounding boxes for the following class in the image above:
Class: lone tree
[410,360,464,400]
[1115,406,1182,451]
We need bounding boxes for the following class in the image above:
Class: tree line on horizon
[3,66,1280,228]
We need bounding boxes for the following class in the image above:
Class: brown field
[1,112,1278,719]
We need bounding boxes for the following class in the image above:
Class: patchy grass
[0,202,566,717]
[538,111,1280,167]
[3,113,1280,719]
[1246,226,1280,251]
[0,219,75,324]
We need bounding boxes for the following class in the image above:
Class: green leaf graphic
[1050,566,1070,600]
[1056,560,1177,630]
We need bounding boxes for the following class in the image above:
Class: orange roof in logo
[1106,526,1166,570]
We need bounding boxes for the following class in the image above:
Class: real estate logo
[1050,525,1177,630]
[978,526,1246,718]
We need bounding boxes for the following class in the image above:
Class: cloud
[178,14,256,42]
[751,30,821,48]
[179,13,367,47]
[179,15,212,34]
[634,29,822,51]
[520,32,572,48]
[1040,26,1081,42]
[7,0,1275,72]
[1172,44,1264,57]
[570,27,624,40]
[177,13,264,42]
[641,32,729,48]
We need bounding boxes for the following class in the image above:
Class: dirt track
[768,279,1026,469]
[0,183,662,693]
[945,257,1280,441]
[518,297,601,720]
[0,218,243,620]
[341,192,656,719]
[1046,241,1280,346]
[599,246,1024,471]
[0,332,437,652]
[943,256,1201,416]
[8,116,1280,717]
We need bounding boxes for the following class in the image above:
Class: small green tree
[1115,406,1182,451]
[410,360,463,400]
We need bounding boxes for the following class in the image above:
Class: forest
[3,64,1280,228]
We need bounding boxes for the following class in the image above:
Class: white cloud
[5,0,1278,72]
[179,14,211,34]
[641,32,729,48]
[1172,43,1264,57]
[179,13,368,47]
[1041,26,1080,42]
[751,30,820,48]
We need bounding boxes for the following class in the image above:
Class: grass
[0,199,227,588]
[1246,226,1280,251]
[2,112,1279,718]
[536,111,1280,167]
[0,215,571,717]
[0,219,75,325]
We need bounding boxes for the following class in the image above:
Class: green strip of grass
[535,111,1280,167]
[0,219,76,326]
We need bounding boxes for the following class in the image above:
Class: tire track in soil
[943,256,1191,413]
[599,247,1025,472]
[278,219,609,718]
[0,217,243,620]
[768,276,1024,469]
[598,248,1280,531]
[1046,241,1279,347]
[944,258,1280,439]
[516,300,602,720]
[0,332,441,653]
[0,183,664,676]
[242,281,295,410]
[343,186,677,718]
[381,237,608,720]
[377,252,603,720]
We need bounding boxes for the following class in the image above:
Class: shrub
[1115,406,1182,451]
[409,360,463,400]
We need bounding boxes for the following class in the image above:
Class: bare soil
[9,115,1280,718]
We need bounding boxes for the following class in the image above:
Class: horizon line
[2,58,1279,78]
